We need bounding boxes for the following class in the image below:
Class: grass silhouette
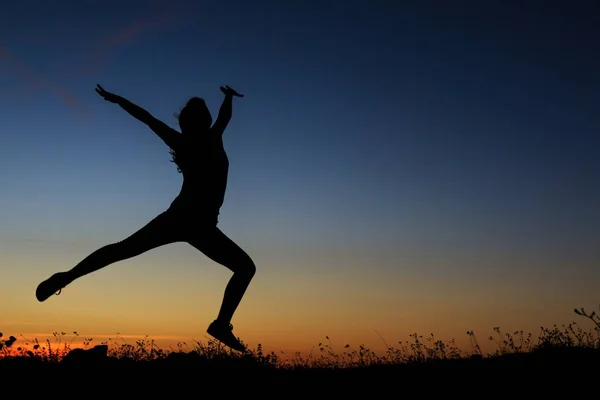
[1,305,599,373]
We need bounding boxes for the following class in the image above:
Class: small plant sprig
[574,305,600,330]
[0,332,17,356]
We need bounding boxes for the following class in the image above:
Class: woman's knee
[235,255,256,278]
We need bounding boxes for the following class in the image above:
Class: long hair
[169,108,183,173]
[169,97,212,173]
[169,147,181,173]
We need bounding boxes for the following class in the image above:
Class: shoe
[207,320,246,352]
[36,272,71,302]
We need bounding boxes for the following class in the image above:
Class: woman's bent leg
[188,227,256,351]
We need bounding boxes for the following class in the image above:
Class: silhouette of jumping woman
[36,84,254,352]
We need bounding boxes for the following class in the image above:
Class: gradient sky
[1,0,599,356]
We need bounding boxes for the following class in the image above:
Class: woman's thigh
[187,227,255,275]
[116,211,185,257]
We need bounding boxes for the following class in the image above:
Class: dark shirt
[168,132,229,223]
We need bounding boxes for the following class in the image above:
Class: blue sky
[0,0,598,353]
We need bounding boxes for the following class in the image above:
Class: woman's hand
[220,85,244,97]
[95,84,121,103]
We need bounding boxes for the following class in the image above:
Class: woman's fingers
[222,85,243,97]
[96,84,109,96]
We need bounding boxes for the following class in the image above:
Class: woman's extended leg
[188,227,256,351]
[36,211,181,302]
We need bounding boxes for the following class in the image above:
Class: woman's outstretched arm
[212,85,244,136]
[95,84,181,150]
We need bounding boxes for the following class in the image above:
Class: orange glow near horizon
[2,249,599,361]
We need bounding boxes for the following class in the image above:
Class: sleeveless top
[167,133,229,225]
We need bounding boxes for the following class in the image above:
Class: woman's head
[176,97,212,133]
[170,97,212,173]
